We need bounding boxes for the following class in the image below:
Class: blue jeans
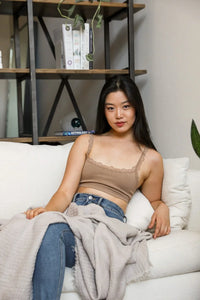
[33,193,126,300]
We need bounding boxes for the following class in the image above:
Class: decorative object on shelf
[54,22,92,70]
[71,117,81,129]
[58,114,95,136]
[60,112,83,131]
[191,119,200,158]
[57,0,109,62]
[62,23,74,69]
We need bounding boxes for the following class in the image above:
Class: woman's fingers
[25,207,46,219]
[154,222,171,239]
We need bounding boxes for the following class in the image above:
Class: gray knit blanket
[0,203,152,300]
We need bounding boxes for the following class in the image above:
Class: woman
[26,75,170,299]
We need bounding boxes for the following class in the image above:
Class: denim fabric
[33,193,126,300]
[73,193,126,222]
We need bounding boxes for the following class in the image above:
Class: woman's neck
[104,129,136,143]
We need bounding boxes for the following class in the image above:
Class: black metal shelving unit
[0,0,146,144]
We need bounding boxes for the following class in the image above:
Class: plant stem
[57,0,74,21]
[91,0,102,58]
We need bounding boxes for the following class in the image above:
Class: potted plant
[191,119,200,158]
[57,0,109,62]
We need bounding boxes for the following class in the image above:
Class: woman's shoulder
[72,134,92,153]
[145,147,163,168]
[75,133,92,143]
[139,147,163,182]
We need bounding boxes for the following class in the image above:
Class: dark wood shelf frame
[0,135,77,143]
[0,68,147,79]
[0,1,145,19]
[0,0,146,144]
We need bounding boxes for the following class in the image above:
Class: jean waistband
[72,193,125,219]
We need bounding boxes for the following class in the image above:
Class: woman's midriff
[77,186,128,213]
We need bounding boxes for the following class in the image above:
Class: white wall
[133,0,200,169]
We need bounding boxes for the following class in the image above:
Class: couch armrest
[187,169,200,231]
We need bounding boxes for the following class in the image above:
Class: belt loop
[123,216,127,223]
[97,197,103,205]
[72,193,78,202]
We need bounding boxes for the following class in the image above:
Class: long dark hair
[95,75,156,150]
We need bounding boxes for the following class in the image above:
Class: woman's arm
[26,134,90,219]
[141,150,170,239]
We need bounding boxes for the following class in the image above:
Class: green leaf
[57,0,74,21]
[86,53,94,61]
[73,14,85,28]
[63,5,76,17]
[95,13,103,28]
[191,119,200,158]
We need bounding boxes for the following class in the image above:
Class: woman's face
[104,90,136,134]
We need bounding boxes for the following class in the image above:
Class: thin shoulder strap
[86,134,94,156]
[135,147,148,171]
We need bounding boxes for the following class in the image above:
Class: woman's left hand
[148,202,171,239]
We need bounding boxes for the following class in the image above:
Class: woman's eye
[123,105,130,109]
[106,106,114,111]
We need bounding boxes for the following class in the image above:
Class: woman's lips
[115,122,125,127]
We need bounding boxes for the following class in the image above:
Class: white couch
[0,141,200,300]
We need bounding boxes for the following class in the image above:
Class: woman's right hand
[25,207,47,219]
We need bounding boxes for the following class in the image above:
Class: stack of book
[54,23,93,70]
[55,130,95,136]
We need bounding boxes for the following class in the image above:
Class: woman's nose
[116,108,122,118]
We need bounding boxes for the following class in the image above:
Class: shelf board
[0,1,145,20]
[0,68,147,79]
[0,68,29,80]
[0,136,78,143]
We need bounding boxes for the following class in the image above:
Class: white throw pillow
[0,142,73,219]
[126,158,191,231]
[125,190,153,231]
[162,157,191,230]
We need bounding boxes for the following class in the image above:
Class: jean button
[88,195,93,200]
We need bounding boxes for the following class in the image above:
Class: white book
[80,23,90,70]
[53,28,65,69]
[62,24,74,69]
[72,29,81,69]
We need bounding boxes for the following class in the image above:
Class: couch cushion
[62,230,200,293]
[162,157,191,229]
[126,158,191,231]
[147,230,200,279]
[0,142,73,219]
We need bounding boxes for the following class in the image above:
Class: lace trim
[87,156,138,173]
[86,135,148,173]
